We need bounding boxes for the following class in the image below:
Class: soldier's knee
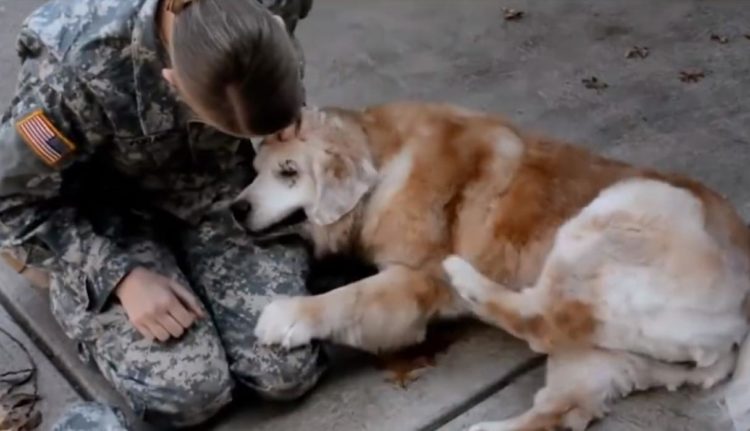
[129,357,234,427]
[237,344,327,401]
[249,366,324,402]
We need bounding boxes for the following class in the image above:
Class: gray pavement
[1,0,749,430]
[0,298,81,431]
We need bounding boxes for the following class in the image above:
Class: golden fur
[237,102,750,430]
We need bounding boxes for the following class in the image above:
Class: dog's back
[357,102,639,287]
[355,102,750,292]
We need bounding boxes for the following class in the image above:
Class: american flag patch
[15,109,76,167]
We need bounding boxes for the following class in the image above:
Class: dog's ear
[308,149,377,225]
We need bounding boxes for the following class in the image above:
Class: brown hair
[169,0,304,136]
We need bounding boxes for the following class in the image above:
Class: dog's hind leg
[466,350,618,431]
[255,265,452,353]
[468,348,737,431]
[442,255,554,352]
[646,350,736,391]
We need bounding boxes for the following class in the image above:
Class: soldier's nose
[230,200,252,222]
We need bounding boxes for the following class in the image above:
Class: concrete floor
[297,0,750,218]
[1,0,749,430]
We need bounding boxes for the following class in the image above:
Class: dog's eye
[278,160,298,179]
[279,168,297,178]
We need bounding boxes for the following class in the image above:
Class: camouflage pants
[49,212,326,428]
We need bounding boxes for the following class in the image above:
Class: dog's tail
[726,295,750,431]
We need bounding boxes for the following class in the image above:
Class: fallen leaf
[374,322,469,389]
[581,76,608,91]
[710,33,729,44]
[679,69,705,83]
[625,46,650,59]
[381,356,434,388]
[503,8,525,21]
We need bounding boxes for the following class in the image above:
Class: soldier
[0,0,325,428]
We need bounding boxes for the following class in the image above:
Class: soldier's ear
[162,68,177,88]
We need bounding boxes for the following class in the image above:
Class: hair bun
[166,0,196,14]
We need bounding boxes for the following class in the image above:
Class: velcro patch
[15,109,76,167]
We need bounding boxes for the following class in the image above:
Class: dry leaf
[381,355,434,388]
[581,76,608,91]
[503,8,525,21]
[679,69,705,83]
[625,46,649,59]
[375,322,468,389]
[710,33,729,44]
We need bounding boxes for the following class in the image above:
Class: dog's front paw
[254,297,318,349]
[442,255,491,305]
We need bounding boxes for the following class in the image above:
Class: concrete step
[0,264,152,431]
[0,303,82,431]
[440,365,735,431]
[212,329,538,431]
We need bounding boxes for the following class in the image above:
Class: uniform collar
[130,0,184,135]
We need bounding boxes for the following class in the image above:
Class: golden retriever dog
[231,101,750,431]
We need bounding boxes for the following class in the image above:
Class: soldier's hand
[115,268,207,342]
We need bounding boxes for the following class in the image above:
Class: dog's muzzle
[230,200,252,225]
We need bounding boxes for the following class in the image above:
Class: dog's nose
[230,200,252,222]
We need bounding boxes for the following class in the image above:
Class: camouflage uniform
[0,0,324,428]
[52,402,130,431]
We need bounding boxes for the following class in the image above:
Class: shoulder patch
[15,109,76,167]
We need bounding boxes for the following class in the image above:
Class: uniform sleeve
[0,53,171,312]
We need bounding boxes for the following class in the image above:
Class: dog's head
[232,107,378,234]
